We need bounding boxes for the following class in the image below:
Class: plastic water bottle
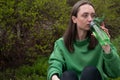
[90,16,110,46]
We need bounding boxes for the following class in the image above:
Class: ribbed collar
[74,37,90,46]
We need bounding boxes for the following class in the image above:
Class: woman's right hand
[52,75,60,80]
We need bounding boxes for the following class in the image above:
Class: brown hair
[63,0,98,52]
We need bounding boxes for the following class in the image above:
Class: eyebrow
[83,12,95,14]
[82,12,96,16]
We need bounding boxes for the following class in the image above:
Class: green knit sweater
[47,38,120,80]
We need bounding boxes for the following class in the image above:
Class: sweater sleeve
[103,43,120,78]
[47,40,65,80]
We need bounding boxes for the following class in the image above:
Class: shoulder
[54,37,65,48]
[55,37,64,44]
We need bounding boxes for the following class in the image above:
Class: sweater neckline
[74,37,89,46]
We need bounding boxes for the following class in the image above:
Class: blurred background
[0,0,120,80]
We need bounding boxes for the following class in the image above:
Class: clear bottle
[90,16,110,46]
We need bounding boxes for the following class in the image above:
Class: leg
[80,66,102,80]
[61,71,78,80]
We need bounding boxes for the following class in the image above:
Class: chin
[84,25,90,30]
[85,27,90,31]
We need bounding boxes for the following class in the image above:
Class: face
[72,4,96,31]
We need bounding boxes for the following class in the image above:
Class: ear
[72,16,77,23]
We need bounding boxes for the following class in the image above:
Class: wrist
[102,44,111,54]
[52,75,60,80]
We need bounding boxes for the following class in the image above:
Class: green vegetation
[0,56,49,80]
[0,0,120,80]
[112,36,120,54]
[0,37,120,80]
[0,36,120,80]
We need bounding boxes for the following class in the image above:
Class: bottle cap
[90,21,95,27]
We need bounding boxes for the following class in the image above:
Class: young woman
[47,0,120,80]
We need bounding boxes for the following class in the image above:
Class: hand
[52,75,60,80]
[100,22,111,38]
[102,44,111,54]
[100,22,111,54]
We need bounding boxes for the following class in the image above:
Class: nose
[88,15,93,22]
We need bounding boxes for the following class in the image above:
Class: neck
[77,30,87,41]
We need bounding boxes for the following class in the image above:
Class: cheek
[76,19,90,30]
[77,19,85,27]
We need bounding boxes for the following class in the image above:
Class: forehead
[78,4,95,14]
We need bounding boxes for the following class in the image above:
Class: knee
[81,66,102,80]
[83,66,99,72]
[61,71,78,80]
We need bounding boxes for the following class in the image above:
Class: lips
[87,24,90,27]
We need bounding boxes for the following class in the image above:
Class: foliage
[0,55,120,80]
[0,0,69,69]
[112,36,120,56]
[0,56,48,80]
[0,0,120,77]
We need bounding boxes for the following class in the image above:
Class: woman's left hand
[100,22,111,38]
[100,22,111,54]
[102,44,111,54]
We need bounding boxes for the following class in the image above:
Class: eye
[82,13,89,18]
[91,13,96,18]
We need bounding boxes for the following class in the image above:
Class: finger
[103,28,108,32]
[100,22,105,28]
[104,29,111,38]
[106,31,111,38]
[100,23,111,38]
[101,27,111,38]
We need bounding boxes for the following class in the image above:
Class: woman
[47,0,120,80]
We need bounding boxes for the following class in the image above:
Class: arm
[102,43,120,78]
[47,41,65,80]
[101,23,120,78]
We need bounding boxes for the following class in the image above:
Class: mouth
[87,24,90,27]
